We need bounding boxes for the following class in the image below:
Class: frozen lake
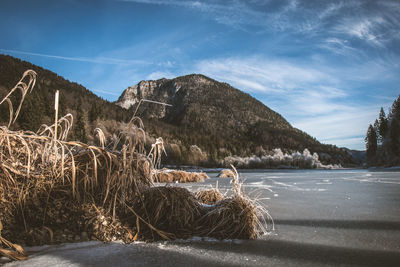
[3,169,400,266]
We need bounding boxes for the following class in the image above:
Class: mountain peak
[116,73,292,130]
[116,74,216,110]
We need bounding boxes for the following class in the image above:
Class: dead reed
[195,188,224,205]
[130,186,204,240]
[217,169,234,178]
[152,169,209,183]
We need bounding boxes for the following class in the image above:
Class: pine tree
[390,95,400,121]
[88,102,99,123]
[373,119,381,144]
[378,107,388,140]
[390,118,400,156]
[365,124,377,166]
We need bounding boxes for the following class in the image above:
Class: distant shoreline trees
[365,95,400,166]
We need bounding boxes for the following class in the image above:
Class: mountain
[117,74,356,167]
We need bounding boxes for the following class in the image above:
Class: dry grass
[195,188,224,205]
[131,186,204,240]
[131,182,267,240]
[217,169,234,178]
[0,70,269,262]
[196,195,262,239]
[0,70,36,128]
[194,166,267,239]
[152,169,209,183]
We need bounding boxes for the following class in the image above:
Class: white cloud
[318,2,344,19]
[334,7,400,47]
[195,57,335,93]
[146,71,176,80]
[321,37,360,56]
[343,19,384,46]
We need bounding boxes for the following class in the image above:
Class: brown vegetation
[195,188,224,205]
[217,169,235,178]
[152,169,209,183]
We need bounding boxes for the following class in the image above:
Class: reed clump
[152,169,209,183]
[0,70,268,262]
[131,170,266,241]
[195,188,224,205]
[130,186,204,240]
[195,167,266,239]
[217,169,235,178]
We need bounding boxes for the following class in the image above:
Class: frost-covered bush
[223,148,342,169]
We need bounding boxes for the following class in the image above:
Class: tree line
[365,95,400,166]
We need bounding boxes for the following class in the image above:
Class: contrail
[0,48,148,65]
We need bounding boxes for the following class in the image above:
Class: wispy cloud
[0,49,149,65]
[146,71,176,80]
[331,1,400,47]
[335,18,385,47]
[320,38,359,57]
[318,2,344,19]
[120,0,265,30]
[195,57,336,94]
[121,0,400,49]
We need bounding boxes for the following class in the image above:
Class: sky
[1,0,399,150]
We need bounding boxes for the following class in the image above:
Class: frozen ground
[2,169,400,266]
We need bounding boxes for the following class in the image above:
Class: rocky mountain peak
[116,74,215,111]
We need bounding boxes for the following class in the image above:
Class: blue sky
[1,0,399,150]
